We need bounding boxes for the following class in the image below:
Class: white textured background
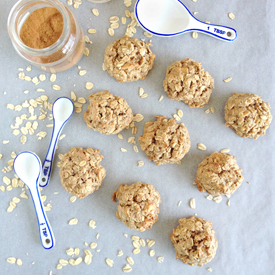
[0,0,274,274]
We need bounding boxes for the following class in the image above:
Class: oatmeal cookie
[103,36,155,83]
[59,147,106,199]
[163,58,214,108]
[112,182,161,232]
[224,93,272,139]
[83,90,133,135]
[138,116,191,166]
[195,152,243,196]
[170,216,218,266]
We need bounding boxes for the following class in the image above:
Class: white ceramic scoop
[13,152,55,249]
[135,0,237,41]
[40,97,74,188]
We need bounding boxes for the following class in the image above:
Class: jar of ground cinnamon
[8,0,85,73]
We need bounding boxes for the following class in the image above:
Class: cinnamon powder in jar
[20,7,63,49]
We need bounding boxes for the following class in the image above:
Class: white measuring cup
[135,0,237,41]
[13,151,55,249]
[40,97,74,188]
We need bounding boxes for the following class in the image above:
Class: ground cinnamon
[20,7,63,49]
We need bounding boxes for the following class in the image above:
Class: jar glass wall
[7,0,85,73]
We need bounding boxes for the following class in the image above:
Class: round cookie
[170,216,218,267]
[112,182,161,232]
[224,93,272,139]
[195,152,243,196]
[83,90,133,135]
[103,35,155,83]
[138,116,191,166]
[59,147,106,199]
[163,58,214,108]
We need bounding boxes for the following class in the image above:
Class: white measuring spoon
[40,97,74,187]
[13,151,55,249]
[135,0,237,41]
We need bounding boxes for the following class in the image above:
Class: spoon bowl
[13,151,55,249]
[135,0,237,41]
[40,97,74,187]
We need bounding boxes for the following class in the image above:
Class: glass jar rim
[7,0,71,56]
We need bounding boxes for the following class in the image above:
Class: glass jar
[7,0,85,73]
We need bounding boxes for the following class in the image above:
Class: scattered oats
[197,143,207,151]
[96,249,100,252]
[66,248,74,256]
[52,85,61,90]
[159,95,164,102]
[24,76,31,81]
[133,114,144,122]
[54,192,58,194]
[84,255,92,265]
[59,134,66,140]
[0,154,2,159]
[92,8,99,16]
[157,256,164,263]
[192,0,197,2]
[79,70,87,76]
[205,108,210,114]
[7,205,14,212]
[132,240,140,249]
[20,192,28,199]
[16,259,23,266]
[38,114,47,120]
[75,107,82,113]
[109,16,119,23]
[50,74,56,82]
[89,219,96,228]
[124,233,128,238]
[41,195,47,202]
[84,47,90,56]
[147,240,155,248]
[247,181,250,184]
[106,258,114,267]
[131,235,140,241]
[69,259,75,265]
[59,259,69,266]
[228,12,235,19]
[85,82,94,90]
[213,196,222,203]
[71,91,77,101]
[210,106,215,113]
[118,134,123,139]
[0,186,5,192]
[67,0,72,5]
[177,200,182,207]
[125,10,131,17]
[140,93,148,98]
[139,239,146,247]
[220,148,230,154]
[32,121,38,130]
[7,104,15,110]
[123,264,132,273]
[227,199,230,206]
[133,248,140,254]
[88,29,96,34]
[189,198,196,209]
[124,0,132,7]
[74,248,80,256]
[70,196,77,203]
[19,72,25,79]
[39,74,46,81]
[3,176,11,185]
[90,242,97,249]
[75,257,82,265]
[56,264,62,270]
[192,31,198,39]
[149,250,155,257]
[173,114,181,121]
[111,22,119,29]
[138,87,144,96]
[132,126,137,135]
[223,77,232,83]
[44,203,52,211]
[226,194,231,198]
[207,267,213,272]
[7,257,16,264]
[46,124,53,128]
[137,161,144,167]
[15,105,23,111]
[6,185,13,192]
[117,250,123,257]
[108,28,115,37]
[143,31,152,37]
[122,17,126,24]
[177,109,183,118]
[133,145,139,153]
[69,218,78,225]
[84,35,91,43]
[3,140,9,144]
[24,90,29,94]
[32,77,39,84]
[121,148,127,152]
[206,195,213,200]
[13,130,20,136]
